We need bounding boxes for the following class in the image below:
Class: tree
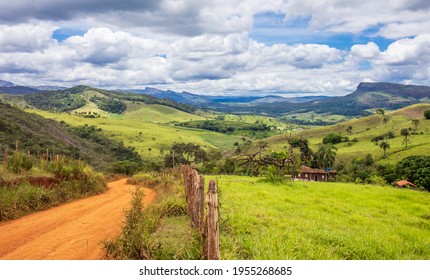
[316,143,337,170]
[396,156,430,191]
[400,128,411,148]
[376,108,389,124]
[424,109,430,119]
[411,119,420,134]
[346,125,353,135]
[234,141,300,177]
[322,133,343,145]
[379,140,390,158]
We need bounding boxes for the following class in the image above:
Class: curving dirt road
[0,178,156,260]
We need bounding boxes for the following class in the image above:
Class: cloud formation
[0,1,429,95]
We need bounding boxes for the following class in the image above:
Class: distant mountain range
[0,80,66,94]
[124,87,329,105]
[1,79,429,118]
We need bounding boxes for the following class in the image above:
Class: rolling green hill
[0,100,141,171]
[267,104,430,165]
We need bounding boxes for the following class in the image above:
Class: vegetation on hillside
[0,101,142,171]
[23,86,87,112]
[90,96,127,114]
[177,119,273,138]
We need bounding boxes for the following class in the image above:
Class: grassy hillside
[267,104,430,164]
[212,175,430,259]
[28,109,242,159]
[0,101,141,171]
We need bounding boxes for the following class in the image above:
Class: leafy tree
[316,143,337,170]
[396,156,430,191]
[346,125,353,135]
[424,109,430,119]
[400,128,411,148]
[411,119,420,134]
[379,140,390,158]
[322,133,343,145]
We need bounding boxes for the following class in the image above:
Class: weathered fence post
[205,179,220,260]
[182,165,220,260]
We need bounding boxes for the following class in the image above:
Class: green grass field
[27,107,242,159]
[211,175,430,260]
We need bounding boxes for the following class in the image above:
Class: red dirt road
[0,178,156,260]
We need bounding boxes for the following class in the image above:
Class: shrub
[111,160,141,175]
[396,156,430,191]
[263,165,285,184]
[6,152,34,174]
[424,109,430,119]
[322,133,343,145]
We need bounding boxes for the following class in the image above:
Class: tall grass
[0,156,106,221]
[212,175,430,260]
[103,171,201,260]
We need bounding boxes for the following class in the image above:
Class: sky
[0,0,430,96]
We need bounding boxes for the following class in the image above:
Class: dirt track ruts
[0,178,156,260]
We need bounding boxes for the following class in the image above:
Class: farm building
[295,166,337,182]
[396,180,416,188]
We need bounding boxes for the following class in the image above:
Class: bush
[323,133,343,145]
[6,152,34,174]
[396,156,430,191]
[127,173,160,188]
[103,188,161,259]
[424,109,430,119]
[111,160,141,175]
[263,165,286,184]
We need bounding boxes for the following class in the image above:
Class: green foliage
[0,103,142,171]
[164,143,207,168]
[6,151,34,174]
[396,156,430,191]
[24,86,87,112]
[322,133,343,144]
[103,188,161,259]
[263,165,286,184]
[424,109,430,119]
[0,155,106,221]
[177,119,272,137]
[110,160,141,175]
[316,143,337,169]
[90,96,127,114]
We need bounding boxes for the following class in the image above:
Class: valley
[1,80,430,260]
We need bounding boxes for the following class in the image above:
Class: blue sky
[251,12,395,51]
[0,0,430,96]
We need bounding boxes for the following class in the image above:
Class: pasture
[212,175,430,259]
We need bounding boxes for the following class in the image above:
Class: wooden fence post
[205,179,220,260]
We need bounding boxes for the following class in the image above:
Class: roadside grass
[210,175,430,260]
[0,156,106,221]
[103,172,202,260]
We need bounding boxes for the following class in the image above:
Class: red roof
[300,166,336,174]
[396,180,416,187]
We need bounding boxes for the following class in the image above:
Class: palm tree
[316,143,338,170]
[379,140,390,158]
[400,128,411,148]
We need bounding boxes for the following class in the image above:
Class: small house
[295,165,336,182]
[396,180,416,188]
